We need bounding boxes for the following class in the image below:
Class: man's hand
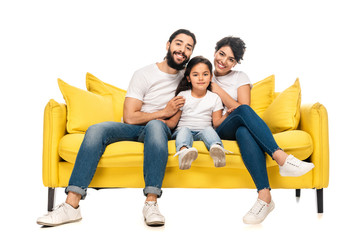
[123,96,185,125]
[162,96,185,118]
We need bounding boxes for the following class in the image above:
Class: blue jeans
[172,126,223,152]
[65,120,172,199]
[216,105,281,191]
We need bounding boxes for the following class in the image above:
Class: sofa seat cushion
[59,130,313,169]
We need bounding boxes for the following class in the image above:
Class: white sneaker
[279,155,315,177]
[37,203,82,227]
[143,201,165,226]
[175,147,198,170]
[209,144,226,167]
[243,199,275,224]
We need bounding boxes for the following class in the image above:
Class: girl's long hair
[175,56,213,96]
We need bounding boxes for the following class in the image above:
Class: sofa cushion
[59,130,312,169]
[86,73,127,122]
[250,75,275,118]
[58,79,115,133]
[262,79,301,133]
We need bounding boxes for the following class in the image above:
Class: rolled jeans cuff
[143,186,162,198]
[65,185,87,200]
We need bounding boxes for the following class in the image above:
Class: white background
[1,0,359,239]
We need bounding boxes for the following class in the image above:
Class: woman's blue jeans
[172,126,223,152]
[216,105,281,191]
[65,120,171,199]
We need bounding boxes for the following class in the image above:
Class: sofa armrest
[42,99,67,187]
[299,103,329,189]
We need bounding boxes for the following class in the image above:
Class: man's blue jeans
[216,105,281,191]
[172,126,223,152]
[65,120,171,199]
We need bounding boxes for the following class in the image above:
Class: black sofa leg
[296,189,301,198]
[316,188,323,213]
[48,188,56,212]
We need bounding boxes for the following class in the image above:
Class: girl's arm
[211,82,251,109]
[158,110,182,130]
[212,109,229,128]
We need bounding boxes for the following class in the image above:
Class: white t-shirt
[175,90,223,132]
[212,70,252,114]
[126,63,184,113]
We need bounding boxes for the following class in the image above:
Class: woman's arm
[211,82,251,108]
[237,84,251,105]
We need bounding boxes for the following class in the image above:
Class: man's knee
[145,120,169,133]
[85,122,110,138]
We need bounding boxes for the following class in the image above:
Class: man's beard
[166,49,189,71]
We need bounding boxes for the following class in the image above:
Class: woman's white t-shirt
[176,90,223,132]
[126,63,184,113]
[212,70,252,114]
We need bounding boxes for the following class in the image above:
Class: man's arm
[159,110,182,130]
[123,96,185,125]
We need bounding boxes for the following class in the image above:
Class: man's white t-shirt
[212,70,252,114]
[175,90,223,132]
[126,63,184,113]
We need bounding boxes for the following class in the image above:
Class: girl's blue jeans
[172,126,223,152]
[216,105,281,191]
[65,120,171,199]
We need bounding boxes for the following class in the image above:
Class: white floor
[6,183,353,240]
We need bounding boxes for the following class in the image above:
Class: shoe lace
[287,157,301,168]
[223,148,233,154]
[53,203,66,211]
[173,148,188,157]
[44,203,66,217]
[249,200,266,216]
[145,202,162,217]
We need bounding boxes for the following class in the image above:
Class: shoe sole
[37,218,82,227]
[279,163,315,177]
[210,148,226,168]
[144,218,165,226]
[179,151,198,170]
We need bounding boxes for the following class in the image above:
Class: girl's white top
[176,90,223,131]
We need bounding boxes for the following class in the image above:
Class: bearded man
[37,29,196,227]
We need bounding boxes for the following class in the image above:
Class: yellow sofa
[42,73,329,213]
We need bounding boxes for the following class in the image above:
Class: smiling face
[187,63,212,94]
[166,33,194,70]
[213,45,237,76]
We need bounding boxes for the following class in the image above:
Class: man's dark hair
[215,36,246,63]
[168,29,197,48]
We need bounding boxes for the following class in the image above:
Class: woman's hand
[227,106,238,115]
[211,82,220,94]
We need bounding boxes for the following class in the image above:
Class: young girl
[161,56,231,170]
[211,36,315,224]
